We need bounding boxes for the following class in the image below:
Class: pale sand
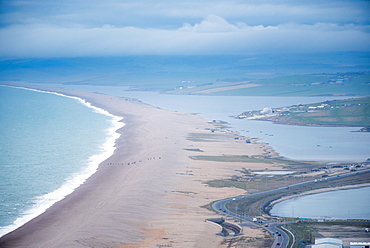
[0,85,277,248]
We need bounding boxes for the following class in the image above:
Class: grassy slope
[277,97,370,127]
[172,74,370,97]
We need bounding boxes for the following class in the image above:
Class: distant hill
[1,52,369,96]
[167,72,370,97]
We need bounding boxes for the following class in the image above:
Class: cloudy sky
[0,0,369,57]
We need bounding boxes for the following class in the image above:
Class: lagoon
[270,187,370,220]
[58,84,370,162]
[44,84,370,222]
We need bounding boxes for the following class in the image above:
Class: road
[212,168,370,248]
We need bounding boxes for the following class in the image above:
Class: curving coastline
[0,84,276,248]
[2,83,368,247]
[0,85,125,238]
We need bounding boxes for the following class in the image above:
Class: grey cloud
[1,0,369,28]
[1,17,369,57]
[0,1,369,57]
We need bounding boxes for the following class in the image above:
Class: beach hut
[350,242,370,248]
[311,238,343,248]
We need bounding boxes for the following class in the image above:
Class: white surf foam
[0,85,124,237]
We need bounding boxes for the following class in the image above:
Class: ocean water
[270,186,370,220]
[0,85,123,237]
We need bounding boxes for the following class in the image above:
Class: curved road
[212,168,370,248]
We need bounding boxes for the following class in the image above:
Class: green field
[167,72,370,97]
[271,97,370,127]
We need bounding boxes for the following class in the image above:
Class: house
[350,242,370,248]
[311,238,343,248]
[260,107,273,114]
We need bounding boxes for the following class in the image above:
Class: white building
[350,242,370,248]
[260,107,272,114]
[311,238,343,248]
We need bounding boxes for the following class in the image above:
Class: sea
[0,85,123,237]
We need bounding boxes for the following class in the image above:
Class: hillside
[167,72,370,97]
[235,97,370,128]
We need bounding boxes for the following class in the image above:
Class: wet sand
[0,85,276,248]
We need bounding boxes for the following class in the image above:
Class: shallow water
[0,85,123,237]
[58,84,370,162]
[270,187,370,220]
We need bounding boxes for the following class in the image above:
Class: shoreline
[0,84,278,247]
[248,115,367,129]
[0,85,125,238]
[2,83,367,247]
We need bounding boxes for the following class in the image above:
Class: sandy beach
[0,85,276,248]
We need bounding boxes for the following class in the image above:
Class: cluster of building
[234,100,368,120]
[235,104,305,119]
[235,103,329,119]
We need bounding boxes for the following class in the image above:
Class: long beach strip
[0,85,274,248]
[0,85,125,237]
